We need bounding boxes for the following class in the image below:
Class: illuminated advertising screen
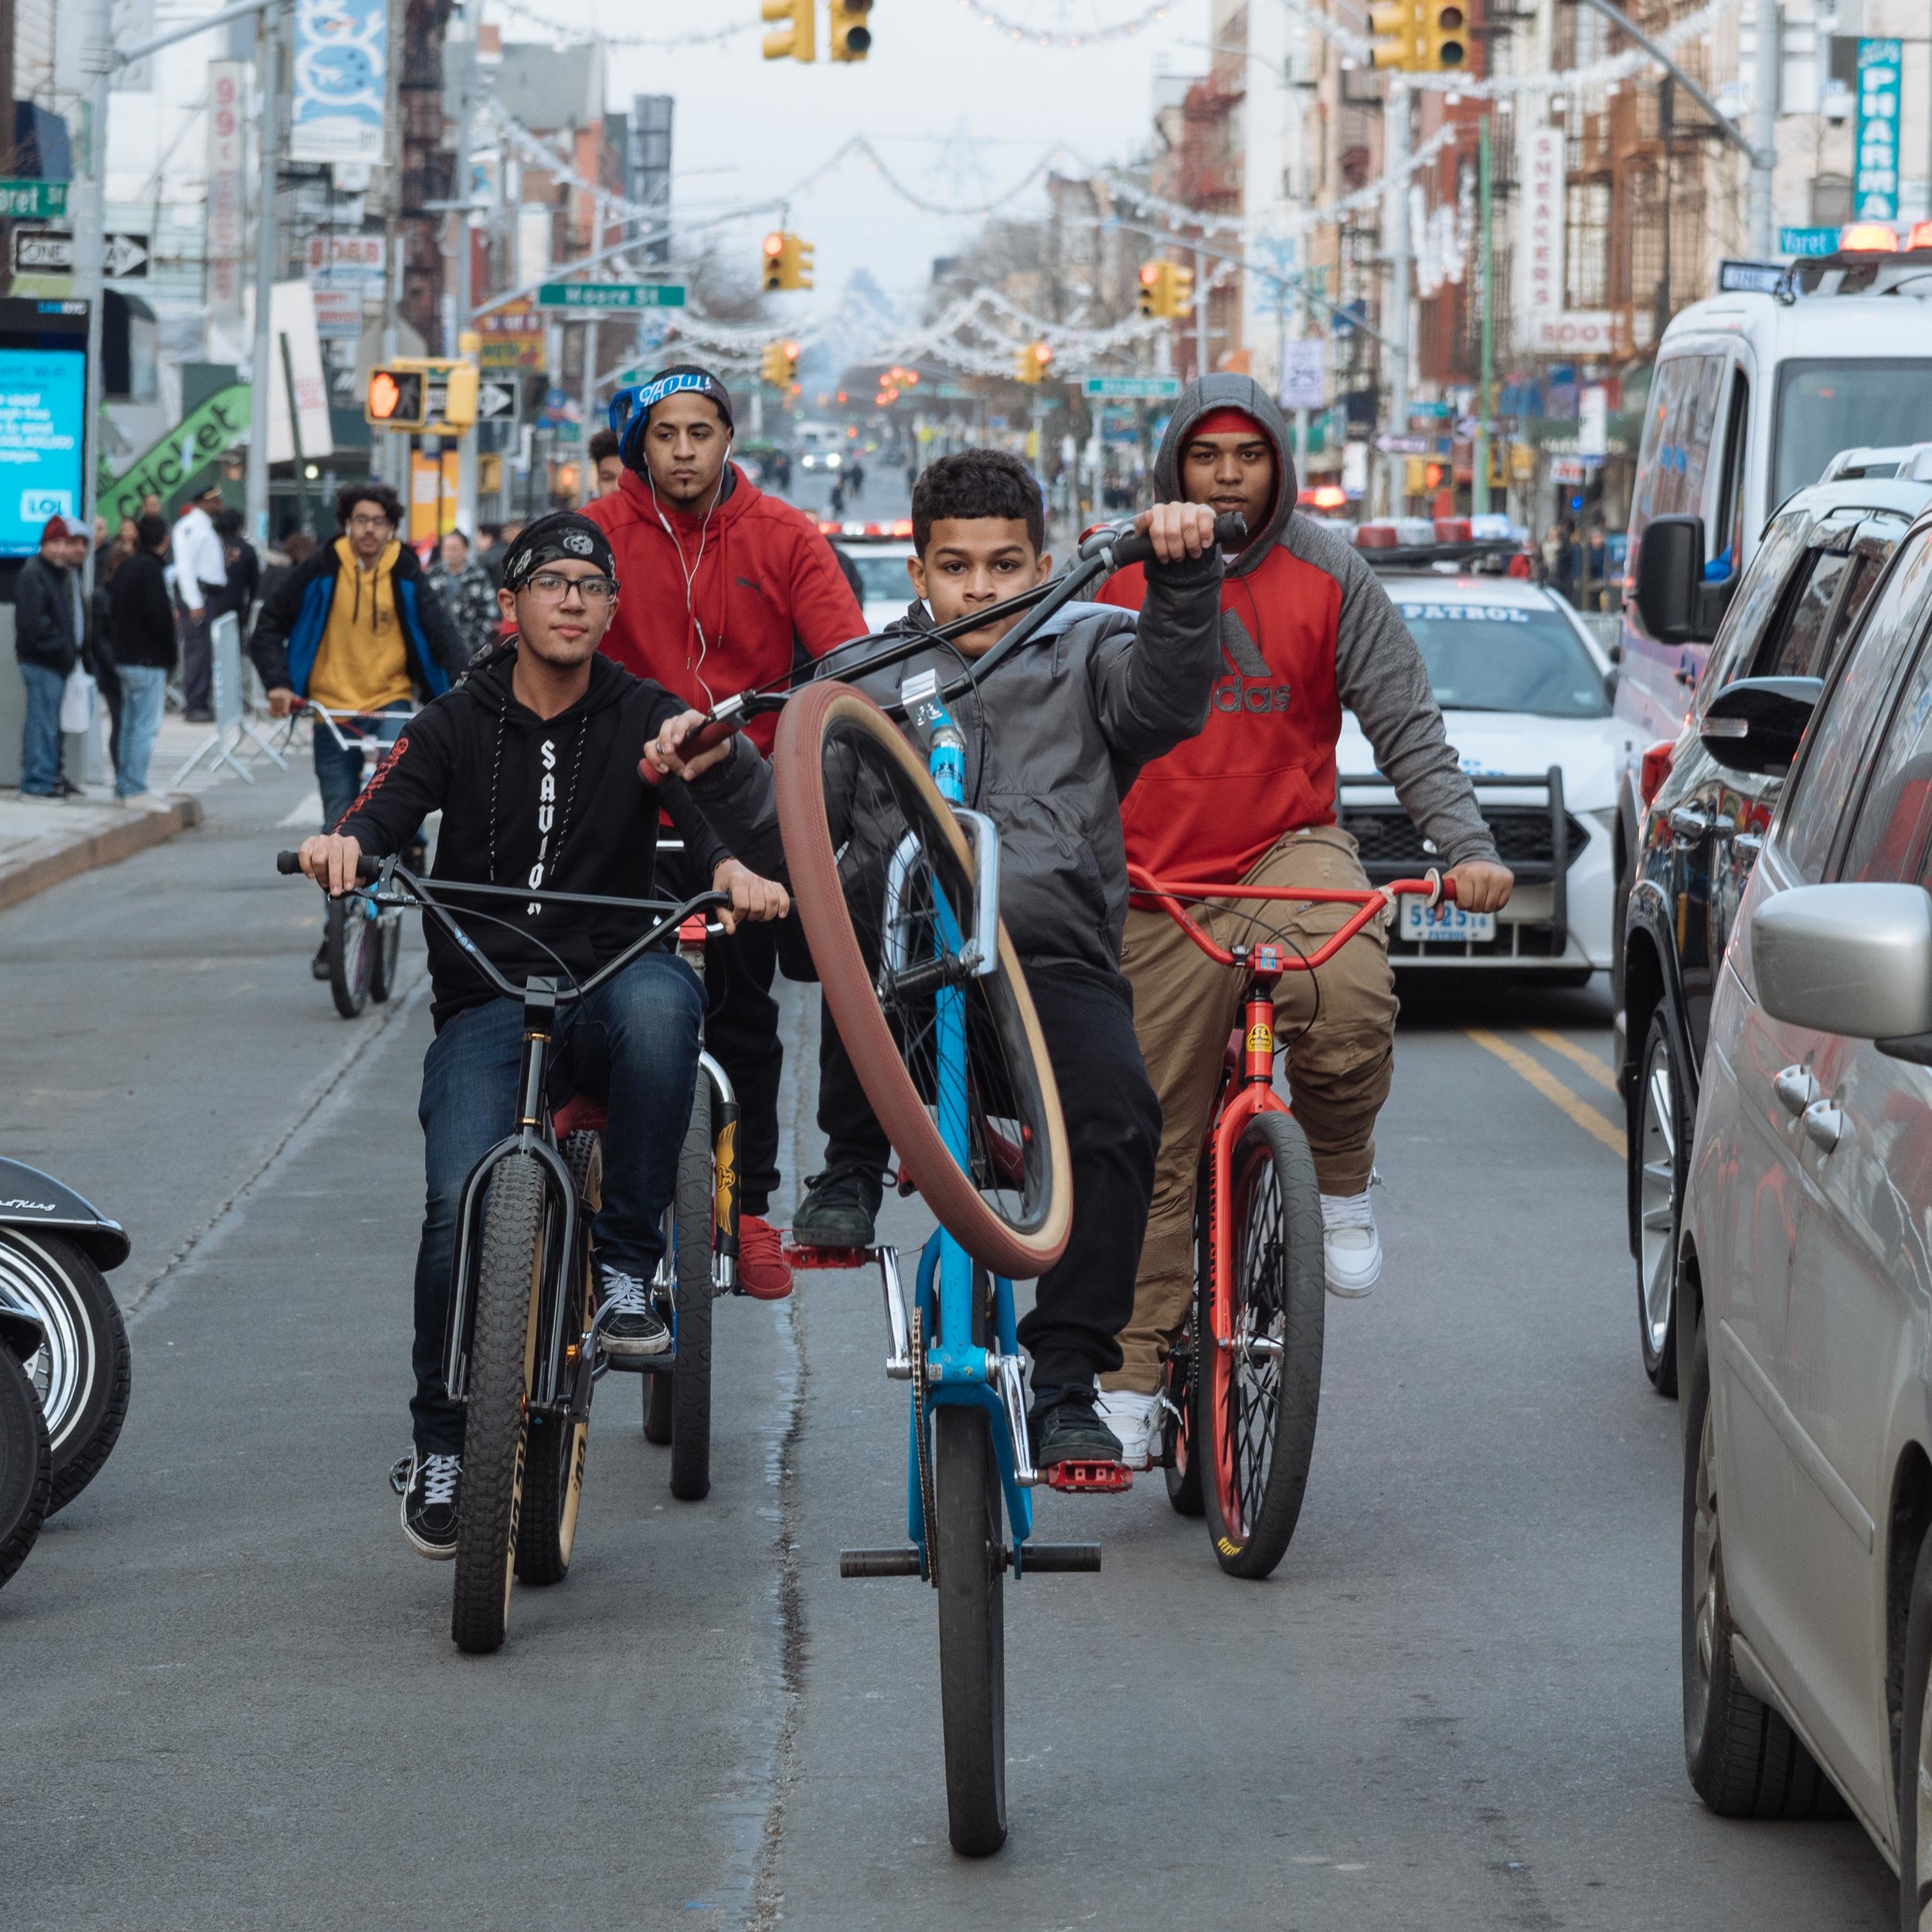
[0,301,88,561]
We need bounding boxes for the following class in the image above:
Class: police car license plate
[1400,900,1495,943]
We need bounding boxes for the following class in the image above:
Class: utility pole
[1383,79,1412,517]
[245,0,284,548]
[1748,0,1778,258]
[73,0,115,593]
[1474,113,1493,516]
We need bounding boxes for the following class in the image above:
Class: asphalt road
[0,776,1898,1930]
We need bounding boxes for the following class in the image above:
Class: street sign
[1854,37,1903,221]
[1780,226,1842,258]
[536,282,687,311]
[104,233,150,278]
[0,180,67,219]
[474,376,519,423]
[11,229,71,275]
[1080,375,1180,400]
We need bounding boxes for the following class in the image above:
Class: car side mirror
[1634,515,1733,645]
[1698,675,1823,775]
[1753,883,1932,1041]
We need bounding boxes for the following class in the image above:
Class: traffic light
[760,338,801,386]
[1014,341,1053,385]
[366,366,427,430]
[1422,3,1464,69]
[761,231,814,291]
[828,0,872,60]
[1137,260,1196,319]
[440,362,479,430]
[762,0,815,62]
[1369,0,1423,69]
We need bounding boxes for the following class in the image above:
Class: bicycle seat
[552,1095,607,1137]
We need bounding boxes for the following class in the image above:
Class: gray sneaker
[600,1269,671,1358]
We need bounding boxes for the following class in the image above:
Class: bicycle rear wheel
[326,894,376,1019]
[1199,1111,1325,1580]
[934,1401,1007,1855]
[452,1152,548,1651]
[774,682,1070,1281]
[644,1074,714,1499]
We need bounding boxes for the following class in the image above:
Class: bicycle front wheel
[452,1151,549,1651]
[774,682,1070,1281]
[369,909,403,1005]
[644,1073,714,1499]
[934,1403,1007,1855]
[1199,1111,1325,1580]
[326,895,375,1019]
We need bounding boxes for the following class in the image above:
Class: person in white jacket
[170,485,227,721]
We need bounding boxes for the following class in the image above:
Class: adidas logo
[1211,611,1292,715]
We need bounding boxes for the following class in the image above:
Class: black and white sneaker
[398,1450,462,1559]
[600,1269,671,1358]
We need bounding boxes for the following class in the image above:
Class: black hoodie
[335,645,743,1028]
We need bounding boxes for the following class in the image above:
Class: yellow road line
[1465,1028,1626,1157]
[1529,1026,1618,1094]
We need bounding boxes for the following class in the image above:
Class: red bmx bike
[1126,864,1454,1580]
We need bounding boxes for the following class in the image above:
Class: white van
[1611,240,1932,891]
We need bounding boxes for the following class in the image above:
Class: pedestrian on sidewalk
[107,515,179,799]
[13,515,87,798]
[172,485,227,721]
[213,507,260,631]
[424,529,498,662]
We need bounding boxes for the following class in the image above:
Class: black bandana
[501,512,617,593]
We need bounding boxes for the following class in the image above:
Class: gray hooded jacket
[692,542,1225,975]
[1139,372,1498,871]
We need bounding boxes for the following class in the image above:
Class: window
[1772,360,1932,507]
[1694,510,1811,706]
[1782,532,1932,881]
[1628,354,1725,550]
[1759,549,1852,680]
[1839,631,1932,885]
[1390,600,1611,717]
[1710,367,1751,572]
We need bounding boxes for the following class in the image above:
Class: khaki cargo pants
[1104,825,1398,1395]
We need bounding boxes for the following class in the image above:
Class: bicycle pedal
[1043,1460,1133,1493]
[783,1240,872,1270]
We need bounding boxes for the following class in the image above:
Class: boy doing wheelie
[653,451,1224,1468]
[294,514,787,1556]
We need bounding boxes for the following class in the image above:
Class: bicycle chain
[911,1304,937,1588]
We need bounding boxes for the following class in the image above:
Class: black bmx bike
[277,849,733,1652]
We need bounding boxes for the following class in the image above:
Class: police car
[1338,566,1638,981]
[826,522,917,633]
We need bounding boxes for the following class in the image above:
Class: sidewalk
[0,709,294,912]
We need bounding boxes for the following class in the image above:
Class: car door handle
[1669,806,1711,838]
[1801,1099,1844,1151]
[1774,1064,1819,1116]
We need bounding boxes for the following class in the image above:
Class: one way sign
[104,233,150,279]
[474,377,519,423]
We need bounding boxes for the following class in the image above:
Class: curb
[0,794,205,913]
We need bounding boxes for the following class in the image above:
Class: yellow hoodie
[306,536,414,713]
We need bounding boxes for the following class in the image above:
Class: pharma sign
[1854,38,1903,221]
[289,0,388,165]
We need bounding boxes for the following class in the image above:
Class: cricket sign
[100,386,251,526]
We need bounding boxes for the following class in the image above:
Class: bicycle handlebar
[1127,865,1458,973]
[277,848,382,881]
[638,510,1250,787]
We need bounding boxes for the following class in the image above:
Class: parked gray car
[1680,507,1932,1909]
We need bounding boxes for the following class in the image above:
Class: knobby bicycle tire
[1199,1111,1325,1580]
[934,1402,1007,1855]
[326,895,375,1019]
[452,1151,548,1652]
[0,1230,131,1515]
[645,1075,714,1499]
[0,1349,49,1589]
[774,682,1070,1281]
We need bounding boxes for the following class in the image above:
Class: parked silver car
[1681,510,1932,1904]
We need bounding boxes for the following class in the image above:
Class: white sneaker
[1321,1188,1382,1298]
[1094,1389,1158,1471]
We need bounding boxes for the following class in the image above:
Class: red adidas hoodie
[585,464,863,750]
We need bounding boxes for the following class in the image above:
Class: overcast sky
[582,0,1212,314]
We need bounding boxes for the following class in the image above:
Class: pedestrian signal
[366,366,427,430]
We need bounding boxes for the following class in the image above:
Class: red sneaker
[737,1215,794,1300]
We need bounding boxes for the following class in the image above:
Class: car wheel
[1682,1319,1843,1817]
[1635,1009,1686,1396]
[1896,1532,1932,1930]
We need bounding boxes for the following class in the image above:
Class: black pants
[818,958,1160,1390]
[658,842,813,1218]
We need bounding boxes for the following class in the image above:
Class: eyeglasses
[521,571,617,604]
[348,512,395,532]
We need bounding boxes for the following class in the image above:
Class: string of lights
[953,0,1176,47]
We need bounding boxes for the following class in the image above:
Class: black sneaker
[399,1450,462,1559]
[792,1165,883,1249]
[311,940,330,981]
[1030,1388,1124,1468]
[600,1269,671,1358]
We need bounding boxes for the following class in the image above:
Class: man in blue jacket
[250,481,468,977]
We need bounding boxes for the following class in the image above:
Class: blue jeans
[410,952,706,1452]
[315,700,410,831]
[115,665,168,796]
[18,661,63,794]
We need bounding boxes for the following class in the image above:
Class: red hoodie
[585,464,863,751]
